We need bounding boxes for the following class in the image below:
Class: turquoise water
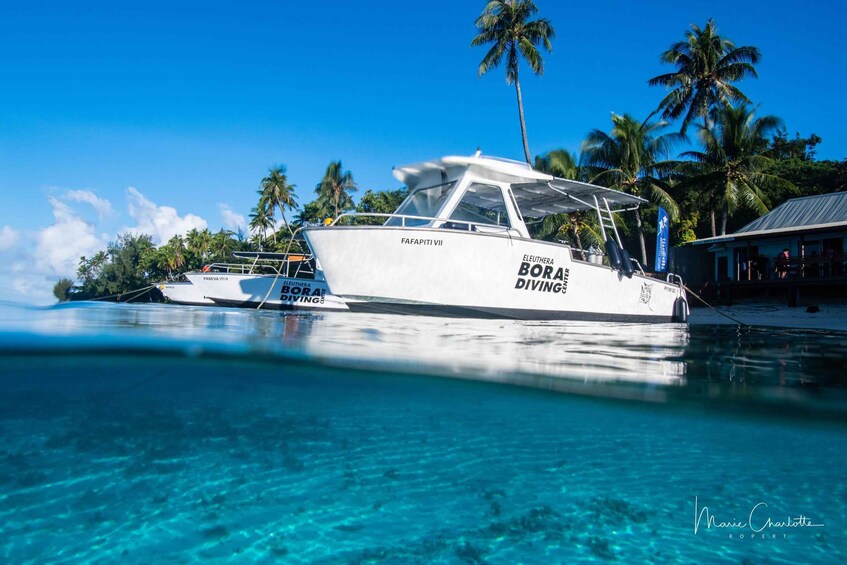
[0,302,845,563]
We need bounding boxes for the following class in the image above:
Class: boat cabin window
[386,181,456,227]
[449,183,511,228]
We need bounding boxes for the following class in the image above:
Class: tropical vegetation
[472,0,555,164]
[54,13,846,301]
[530,150,600,258]
[259,166,298,238]
[582,114,682,265]
[649,19,761,133]
[678,105,792,236]
[314,160,357,219]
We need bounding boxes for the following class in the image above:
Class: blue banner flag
[655,206,669,272]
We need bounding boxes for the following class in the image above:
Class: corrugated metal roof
[737,191,847,233]
[687,191,847,246]
[690,220,847,245]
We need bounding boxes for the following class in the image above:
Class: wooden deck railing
[739,253,846,281]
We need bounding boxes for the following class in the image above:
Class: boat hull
[157,282,216,306]
[303,226,686,322]
[184,272,348,311]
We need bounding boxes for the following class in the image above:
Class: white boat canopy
[393,154,646,218]
[511,180,645,216]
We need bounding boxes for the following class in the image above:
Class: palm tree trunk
[281,209,292,236]
[574,229,585,260]
[721,204,729,236]
[513,70,532,164]
[710,210,717,238]
[331,184,339,218]
[571,215,585,260]
[634,208,648,266]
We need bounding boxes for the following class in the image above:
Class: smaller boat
[184,251,348,311]
[157,280,216,306]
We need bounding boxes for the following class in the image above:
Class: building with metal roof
[683,192,847,300]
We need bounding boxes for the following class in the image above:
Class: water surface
[0,302,844,563]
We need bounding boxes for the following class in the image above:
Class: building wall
[669,246,711,285]
[710,231,846,281]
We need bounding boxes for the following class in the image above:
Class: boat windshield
[449,183,511,228]
[386,181,456,227]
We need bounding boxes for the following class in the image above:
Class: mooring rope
[683,284,750,327]
[256,226,305,310]
[90,284,156,302]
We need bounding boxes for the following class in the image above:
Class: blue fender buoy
[672,297,689,323]
[619,248,634,278]
[605,240,622,270]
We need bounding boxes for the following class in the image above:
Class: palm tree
[156,245,177,277]
[582,113,682,265]
[255,195,276,243]
[532,149,591,255]
[166,235,186,273]
[248,206,275,246]
[679,105,794,236]
[534,149,578,179]
[210,229,236,262]
[197,228,212,258]
[648,19,760,133]
[315,161,357,218]
[77,250,108,285]
[155,236,185,276]
[472,0,555,164]
[185,228,212,264]
[260,165,298,236]
[292,201,322,227]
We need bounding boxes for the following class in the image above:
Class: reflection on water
[0,301,846,563]
[0,303,847,412]
[1,301,846,413]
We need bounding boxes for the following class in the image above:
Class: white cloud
[32,196,109,277]
[0,225,21,251]
[0,187,215,305]
[219,203,246,232]
[65,189,116,219]
[1,192,115,305]
[124,187,207,244]
[10,271,56,305]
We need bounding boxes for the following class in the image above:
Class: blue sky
[1,0,845,302]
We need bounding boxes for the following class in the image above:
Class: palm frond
[477,41,506,76]
[517,37,543,75]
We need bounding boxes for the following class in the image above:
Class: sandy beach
[689,301,847,330]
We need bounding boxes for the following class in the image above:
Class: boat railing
[202,262,268,274]
[200,253,316,278]
[331,212,506,232]
[666,273,684,287]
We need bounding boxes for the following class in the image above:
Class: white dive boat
[303,153,689,322]
[158,281,216,306]
[184,251,348,311]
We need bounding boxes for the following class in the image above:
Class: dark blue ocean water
[0,302,845,563]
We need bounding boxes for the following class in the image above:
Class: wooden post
[746,241,752,281]
[800,236,805,279]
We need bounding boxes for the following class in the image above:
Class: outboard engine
[605,239,622,270]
